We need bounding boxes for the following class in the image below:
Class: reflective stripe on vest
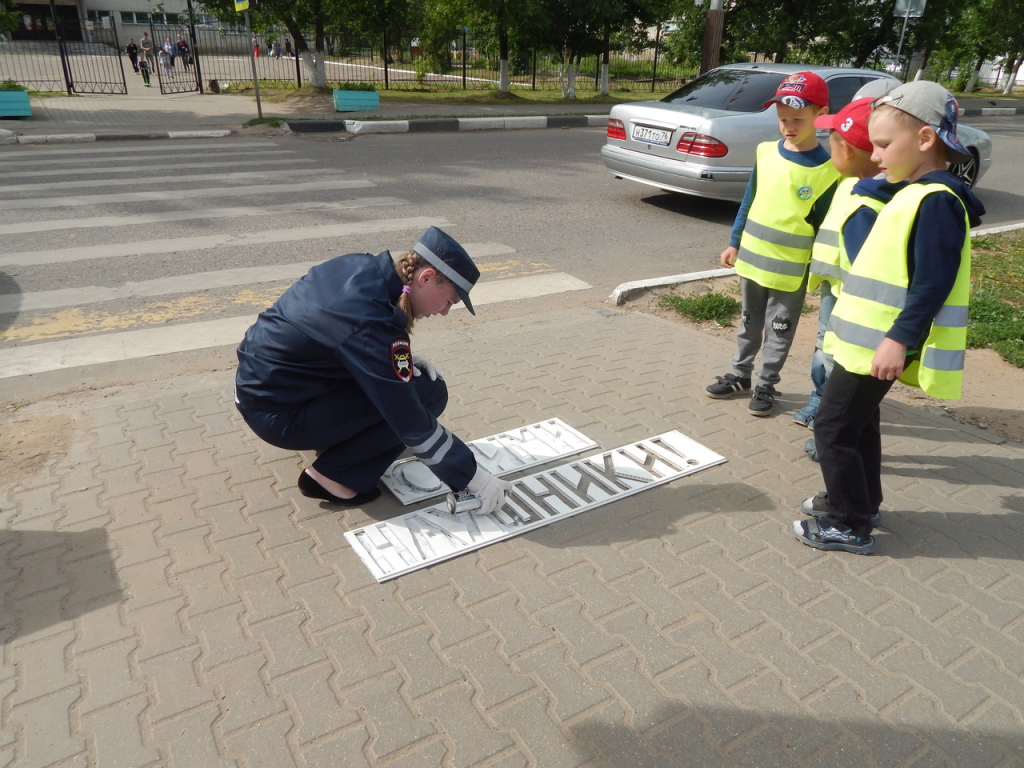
[735,142,841,292]
[824,182,972,400]
[808,177,886,293]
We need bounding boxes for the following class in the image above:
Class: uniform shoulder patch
[391,339,412,382]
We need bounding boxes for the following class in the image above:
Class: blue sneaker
[793,403,817,428]
[804,437,819,462]
[792,518,876,554]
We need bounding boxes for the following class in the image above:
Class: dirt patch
[0,404,76,493]
[632,276,1024,446]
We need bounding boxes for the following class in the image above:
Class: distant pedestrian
[272,39,281,58]
[158,48,173,78]
[176,35,191,70]
[252,36,259,57]
[163,37,177,69]
[284,38,293,58]
[138,57,151,87]
[139,32,155,68]
[125,38,139,73]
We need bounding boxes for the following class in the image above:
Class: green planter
[0,91,31,118]
[333,90,379,112]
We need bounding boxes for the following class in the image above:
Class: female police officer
[234,226,511,515]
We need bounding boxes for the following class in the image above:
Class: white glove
[412,354,444,381]
[466,466,512,516]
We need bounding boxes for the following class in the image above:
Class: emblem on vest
[797,185,813,200]
[391,339,412,382]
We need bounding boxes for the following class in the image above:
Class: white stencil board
[347,430,726,582]
[381,418,598,505]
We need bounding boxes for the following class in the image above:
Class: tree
[200,0,343,87]
[1,0,19,37]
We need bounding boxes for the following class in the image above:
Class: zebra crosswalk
[0,139,591,380]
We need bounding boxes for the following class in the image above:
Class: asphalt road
[1,116,1021,401]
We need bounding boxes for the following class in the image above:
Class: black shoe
[706,373,751,399]
[749,384,776,416]
[297,471,381,506]
[800,491,881,525]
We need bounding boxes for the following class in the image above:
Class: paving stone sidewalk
[2,306,1023,767]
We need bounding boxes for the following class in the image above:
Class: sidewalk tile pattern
[2,306,1024,767]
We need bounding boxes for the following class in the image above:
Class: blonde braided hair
[395,251,449,333]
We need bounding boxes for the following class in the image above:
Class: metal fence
[1,23,695,94]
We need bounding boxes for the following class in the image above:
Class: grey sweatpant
[731,276,807,388]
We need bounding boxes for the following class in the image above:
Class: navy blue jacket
[235,251,477,490]
[878,171,985,350]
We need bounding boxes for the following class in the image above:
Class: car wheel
[950,148,980,189]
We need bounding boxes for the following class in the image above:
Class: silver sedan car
[601,63,992,202]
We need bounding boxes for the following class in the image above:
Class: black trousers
[239,374,448,494]
[813,361,895,535]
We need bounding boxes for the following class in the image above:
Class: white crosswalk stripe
[0,140,591,379]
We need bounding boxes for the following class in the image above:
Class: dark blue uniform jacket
[235,251,477,490]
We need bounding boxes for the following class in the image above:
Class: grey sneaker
[792,518,876,554]
[748,384,776,416]
[800,491,881,525]
[706,374,751,399]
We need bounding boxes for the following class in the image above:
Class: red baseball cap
[764,71,829,109]
[814,97,873,152]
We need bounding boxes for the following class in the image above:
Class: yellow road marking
[1,260,555,345]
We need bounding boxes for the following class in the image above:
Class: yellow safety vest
[735,142,841,292]
[824,182,972,399]
[807,177,885,294]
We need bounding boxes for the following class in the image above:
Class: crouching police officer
[234,226,511,515]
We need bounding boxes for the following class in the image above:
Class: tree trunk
[1001,52,1023,94]
[964,54,985,92]
[498,29,509,92]
[600,31,609,96]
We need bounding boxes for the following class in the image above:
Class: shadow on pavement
[0,271,22,332]
[569,701,1024,766]
[0,528,123,642]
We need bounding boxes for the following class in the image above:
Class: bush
[333,81,377,91]
[658,291,741,325]
[0,80,28,92]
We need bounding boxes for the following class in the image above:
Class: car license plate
[632,125,671,145]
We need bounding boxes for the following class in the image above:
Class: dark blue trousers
[813,362,895,535]
[238,375,448,493]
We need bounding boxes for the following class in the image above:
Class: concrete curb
[608,220,1024,306]
[7,128,233,144]
[609,268,737,306]
[287,114,607,135]
[961,106,1024,117]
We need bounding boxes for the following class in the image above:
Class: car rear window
[661,69,786,112]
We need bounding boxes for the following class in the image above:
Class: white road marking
[0,216,446,267]
[1,242,513,312]
[0,157,316,179]
[0,170,334,194]
[0,149,300,168]
[0,179,375,211]
[0,273,593,378]
[0,141,280,160]
[0,198,407,236]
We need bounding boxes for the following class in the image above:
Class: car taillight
[676,132,728,158]
[607,118,627,140]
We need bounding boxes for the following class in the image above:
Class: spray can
[445,489,482,514]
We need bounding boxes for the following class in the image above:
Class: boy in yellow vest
[793,81,985,554]
[796,96,907,460]
[708,72,841,416]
